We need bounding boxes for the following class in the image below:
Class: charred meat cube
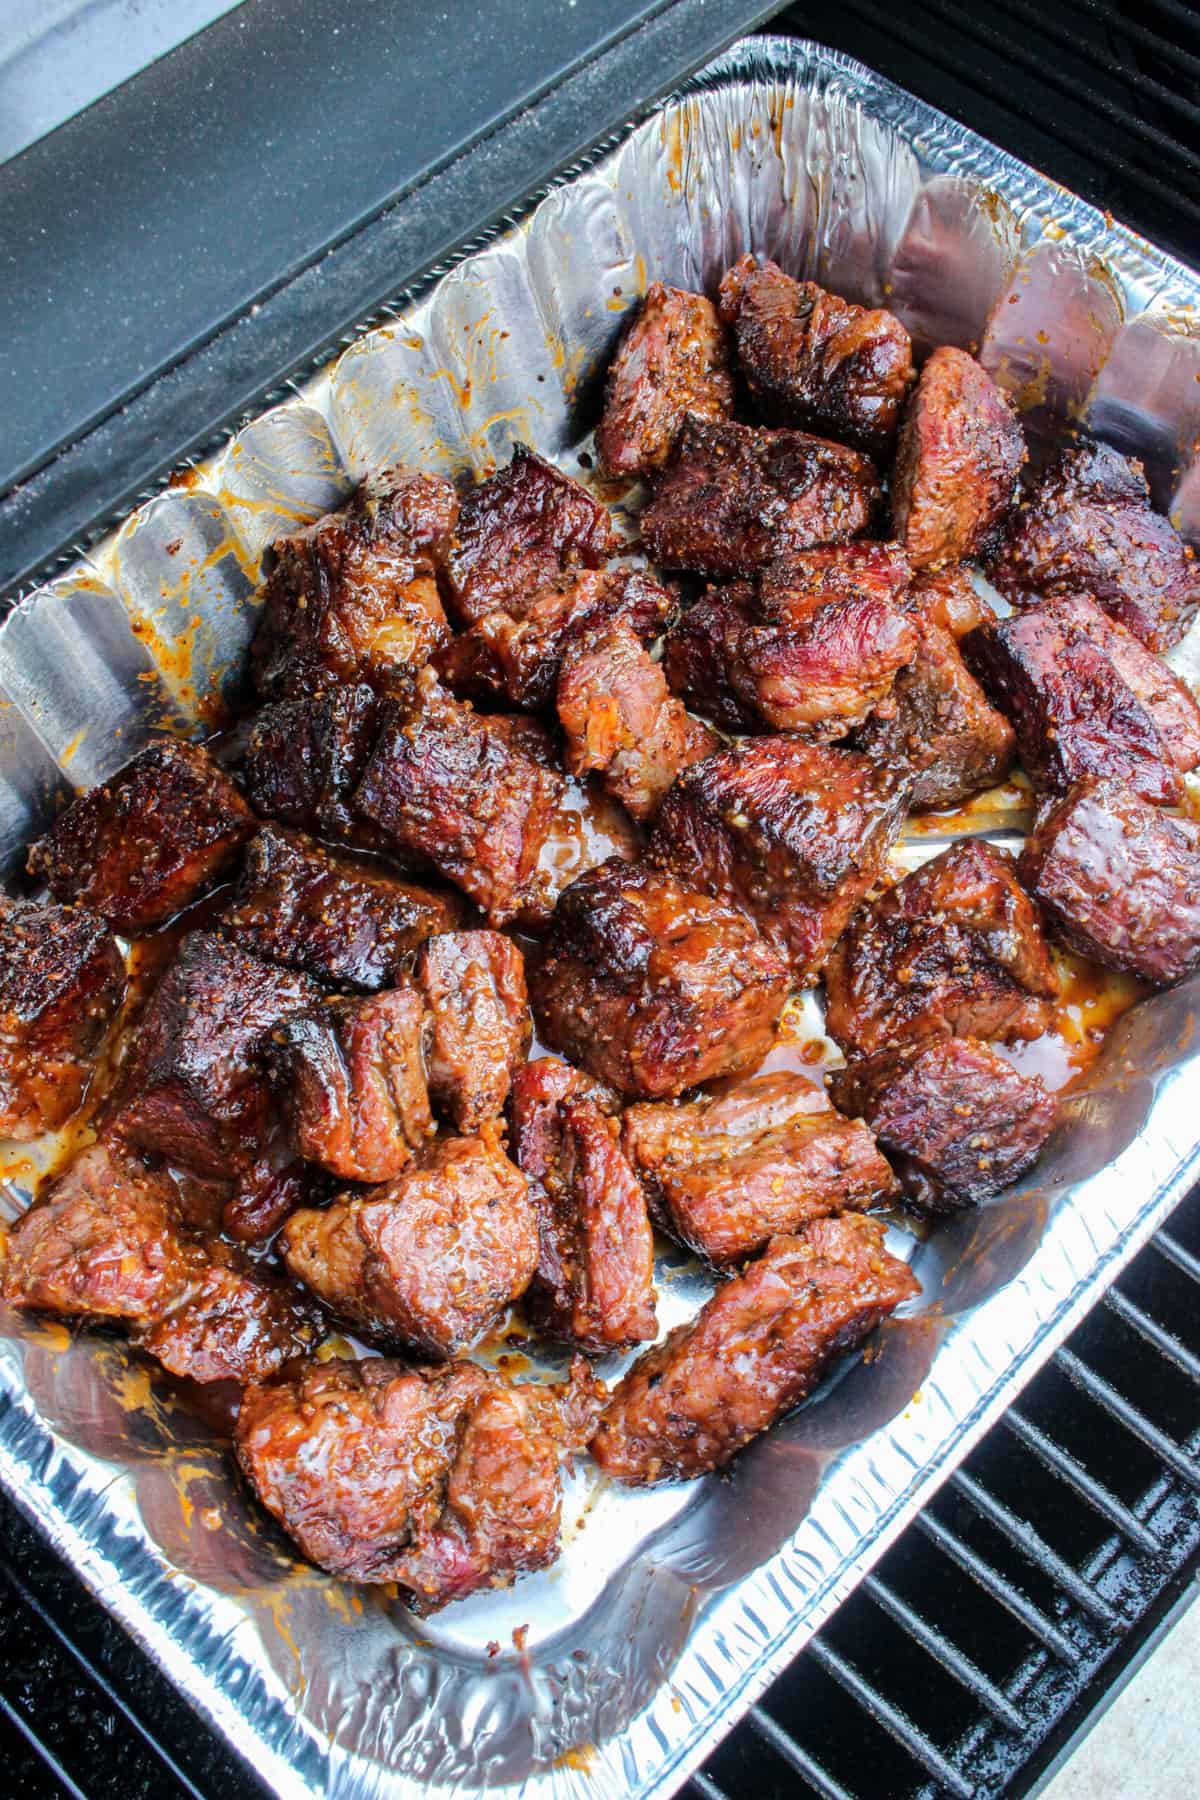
[989,441,1200,652]
[443,444,617,625]
[961,593,1200,805]
[138,1247,318,1387]
[434,567,675,711]
[354,670,566,926]
[414,931,530,1132]
[649,737,909,981]
[234,1353,604,1610]
[280,1125,539,1358]
[640,416,880,579]
[269,986,434,1183]
[222,825,462,991]
[556,619,718,823]
[823,838,1059,1057]
[1018,777,1200,986]
[891,347,1025,570]
[0,899,124,1139]
[596,281,734,480]
[27,738,254,933]
[830,1036,1059,1212]
[622,1071,895,1267]
[529,858,791,1098]
[511,1057,657,1354]
[250,467,457,698]
[905,564,996,640]
[661,585,761,731]
[240,684,379,844]
[590,1214,919,1483]
[717,257,915,455]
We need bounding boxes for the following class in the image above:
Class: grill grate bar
[978,0,1200,128]
[806,1638,976,1798]
[1103,1286,1200,1385]
[748,1706,857,1800]
[1138,0,1200,50]
[862,1573,1028,1733]
[0,1691,90,1800]
[1151,1227,1200,1287]
[1056,0,1200,83]
[687,1772,730,1800]
[915,1510,1080,1662]
[948,1470,1121,1627]
[1002,1408,1161,1554]
[1055,1347,1200,1489]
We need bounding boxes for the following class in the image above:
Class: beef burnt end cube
[662,585,761,731]
[649,736,909,981]
[250,467,457,698]
[830,1036,1059,1211]
[414,930,530,1132]
[1019,777,1200,987]
[0,899,124,1139]
[596,282,734,480]
[240,684,379,843]
[28,738,254,932]
[529,858,791,1098]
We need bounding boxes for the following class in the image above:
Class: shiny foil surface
[1,35,1199,1800]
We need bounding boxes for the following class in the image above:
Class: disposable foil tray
[1,34,1199,1800]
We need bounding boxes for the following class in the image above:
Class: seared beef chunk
[717,257,915,454]
[281,1125,539,1357]
[662,585,760,731]
[530,858,791,1098]
[596,282,734,480]
[990,441,1200,652]
[649,737,909,981]
[853,614,1016,809]
[511,1057,657,1354]
[444,445,617,625]
[241,685,379,843]
[28,739,253,933]
[961,593,1200,805]
[622,1071,895,1267]
[891,348,1025,570]
[908,564,996,640]
[830,1037,1058,1211]
[270,986,434,1183]
[251,467,457,698]
[556,620,718,822]
[640,417,880,578]
[354,670,566,925]
[235,1353,604,1610]
[4,1142,315,1384]
[222,825,461,991]
[590,1214,919,1483]
[414,931,530,1132]
[1018,778,1200,986]
[434,567,675,711]
[824,839,1059,1057]
[0,900,124,1139]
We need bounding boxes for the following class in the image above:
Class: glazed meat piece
[443,444,617,625]
[990,441,1200,652]
[622,1071,895,1267]
[414,931,530,1132]
[649,737,909,981]
[661,585,760,731]
[596,281,734,479]
[269,986,434,1183]
[250,467,457,698]
[511,1057,657,1354]
[434,567,675,711]
[961,593,1200,805]
[3,1142,316,1384]
[640,416,880,579]
[281,1125,539,1357]
[905,564,996,639]
[240,684,379,844]
[590,1214,919,1483]
[830,1036,1059,1212]
[717,257,915,454]
[891,347,1025,570]
[824,838,1059,1057]
[0,899,124,1139]
[234,1353,604,1609]
[27,739,254,933]
[222,825,462,991]
[556,619,718,822]
[530,858,791,1098]
[1018,777,1200,986]
[354,669,566,925]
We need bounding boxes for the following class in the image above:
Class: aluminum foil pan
[2,34,1200,1800]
